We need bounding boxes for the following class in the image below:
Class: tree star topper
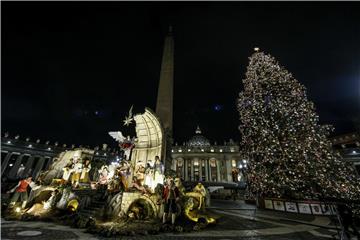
[123,105,134,126]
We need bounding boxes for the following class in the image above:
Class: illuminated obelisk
[156,26,174,171]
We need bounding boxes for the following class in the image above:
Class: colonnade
[1,151,53,180]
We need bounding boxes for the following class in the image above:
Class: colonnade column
[190,158,194,181]
[32,156,45,180]
[44,157,53,171]
[22,155,36,178]
[205,158,209,181]
[8,154,24,179]
[226,157,232,182]
[172,158,176,171]
[1,152,12,176]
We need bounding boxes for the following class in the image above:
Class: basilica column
[204,158,209,181]
[199,159,203,181]
[216,159,221,182]
[190,158,194,181]
[226,157,233,182]
[208,159,212,182]
[172,158,176,171]
[182,159,185,179]
[185,158,189,181]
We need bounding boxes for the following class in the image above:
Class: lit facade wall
[171,144,245,183]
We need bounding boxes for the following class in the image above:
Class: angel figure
[109,131,135,160]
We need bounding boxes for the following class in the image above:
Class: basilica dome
[187,126,211,147]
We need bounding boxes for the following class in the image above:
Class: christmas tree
[238,50,360,201]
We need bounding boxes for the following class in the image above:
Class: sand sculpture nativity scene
[2,108,217,237]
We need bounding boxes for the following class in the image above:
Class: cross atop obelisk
[156,26,174,133]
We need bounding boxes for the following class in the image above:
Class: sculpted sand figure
[119,160,132,190]
[98,165,110,189]
[162,179,180,225]
[62,161,74,184]
[144,162,154,190]
[26,189,60,216]
[186,183,206,210]
[71,158,83,188]
[7,176,40,209]
[153,156,164,188]
[135,163,146,186]
[80,159,91,183]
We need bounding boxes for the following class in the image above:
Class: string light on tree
[237,50,360,201]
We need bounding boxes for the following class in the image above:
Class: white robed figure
[153,156,164,188]
[144,161,155,189]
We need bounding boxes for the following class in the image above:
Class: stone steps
[72,189,108,217]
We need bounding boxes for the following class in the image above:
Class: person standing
[7,176,39,209]
[162,179,180,225]
[337,204,360,240]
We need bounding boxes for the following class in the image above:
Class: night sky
[2,2,360,148]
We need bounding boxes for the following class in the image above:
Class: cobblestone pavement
[1,199,348,240]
